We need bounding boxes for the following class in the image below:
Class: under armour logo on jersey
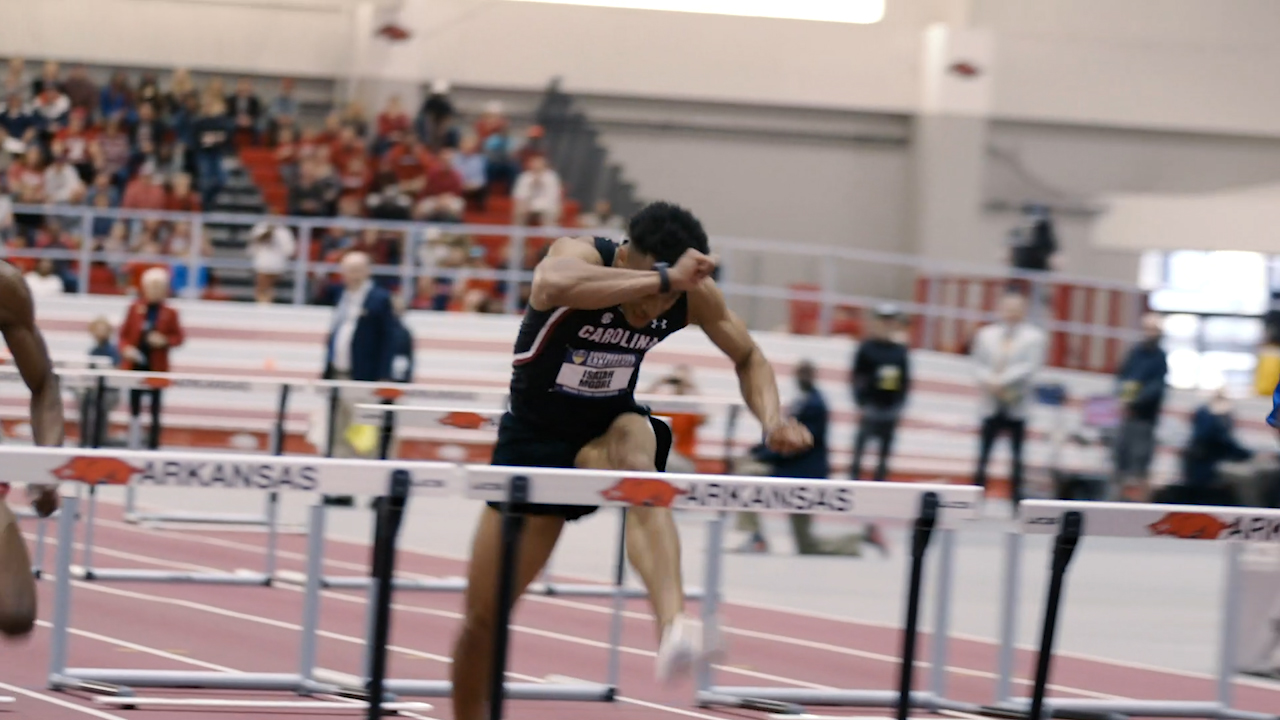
[601,312,613,324]
[651,319,668,330]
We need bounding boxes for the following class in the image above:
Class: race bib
[555,349,638,397]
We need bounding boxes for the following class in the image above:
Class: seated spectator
[30,83,71,138]
[86,171,120,208]
[247,222,296,304]
[100,217,128,253]
[414,151,465,222]
[384,133,433,194]
[203,76,226,106]
[124,237,168,293]
[4,58,25,98]
[364,170,413,221]
[95,112,133,187]
[136,73,162,112]
[165,172,201,213]
[24,258,65,297]
[43,142,86,204]
[341,100,369,138]
[337,153,371,203]
[266,78,298,142]
[511,155,563,226]
[164,68,199,121]
[316,112,342,146]
[165,221,196,256]
[88,189,119,240]
[375,95,411,154]
[0,94,37,146]
[418,79,456,150]
[55,109,96,183]
[99,72,134,122]
[289,158,338,217]
[122,168,168,210]
[226,77,262,145]
[330,125,366,170]
[63,65,97,119]
[451,134,488,209]
[515,124,546,168]
[7,145,46,204]
[34,220,78,290]
[192,97,231,207]
[482,122,517,191]
[30,61,61,97]
[579,198,624,230]
[474,100,508,143]
[1182,390,1253,494]
[452,244,498,312]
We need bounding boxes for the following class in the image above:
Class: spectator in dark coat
[1181,391,1253,501]
[191,97,231,207]
[1113,313,1168,500]
[851,303,911,481]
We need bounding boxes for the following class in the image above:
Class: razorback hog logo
[600,478,688,508]
[1148,512,1231,540]
[51,457,143,486]
[438,412,491,430]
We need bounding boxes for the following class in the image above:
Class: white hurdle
[995,500,1280,720]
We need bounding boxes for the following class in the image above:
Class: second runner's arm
[529,236,715,311]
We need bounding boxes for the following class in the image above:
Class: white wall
[7,0,1280,138]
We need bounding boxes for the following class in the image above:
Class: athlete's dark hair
[626,201,709,266]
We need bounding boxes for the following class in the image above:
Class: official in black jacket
[851,304,911,481]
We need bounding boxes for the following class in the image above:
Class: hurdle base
[125,510,272,526]
[314,573,702,599]
[72,567,271,586]
[994,698,1276,720]
[55,670,304,693]
[699,687,939,709]
[361,679,613,701]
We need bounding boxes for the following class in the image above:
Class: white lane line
[0,680,128,720]
[34,620,236,672]
[72,518,1120,698]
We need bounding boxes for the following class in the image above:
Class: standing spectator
[130,101,166,154]
[225,77,261,146]
[164,68,198,120]
[737,361,877,556]
[191,97,230,207]
[971,291,1047,513]
[482,120,517,191]
[30,61,61,97]
[61,65,97,119]
[511,155,562,226]
[321,251,396,458]
[99,72,135,122]
[1112,312,1168,501]
[247,222,296,304]
[82,316,121,445]
[136,73,162,112]
[23,259,65,297]
[88,316,122,367]
[578,199,624,230]
[419,79,456,150]
[1008,204,1058,272]
[451,134,488,210]
[42,142,85,204]
[266,78,298,142]
[119,266,185,450]
[851,303,911,482]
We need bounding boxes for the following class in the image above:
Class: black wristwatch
[653,262,671,294]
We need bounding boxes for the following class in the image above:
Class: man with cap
[851,303,911,482]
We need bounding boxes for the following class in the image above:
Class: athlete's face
[617,245,679,328]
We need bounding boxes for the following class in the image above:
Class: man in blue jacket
[323,251,397,457]
[742,361,883,555]
[1113,313,1168,501]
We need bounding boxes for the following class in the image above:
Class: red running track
[2,501,1279,720]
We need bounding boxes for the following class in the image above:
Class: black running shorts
[486,408,674,521]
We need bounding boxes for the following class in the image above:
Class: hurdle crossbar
[674,476,983,714]
[994,500,1280,720]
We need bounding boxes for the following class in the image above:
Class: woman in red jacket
[119,267,184,449]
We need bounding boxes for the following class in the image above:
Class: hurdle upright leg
[80,484,99,579]
[47,495,79,689]
[605,508,628,692]
[896,492,939,720]
[488,476,530,720]
[994,530,1022,704]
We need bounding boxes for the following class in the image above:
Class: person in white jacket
[970,290,1047,513]
[247,222,296,304]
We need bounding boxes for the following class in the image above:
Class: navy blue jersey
[507,237,688,439]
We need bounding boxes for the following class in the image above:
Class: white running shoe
[656,614,724,684]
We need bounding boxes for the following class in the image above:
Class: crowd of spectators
[0,57,626,313]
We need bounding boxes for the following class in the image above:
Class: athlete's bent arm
[530,236,715,311]
[0,271,63,451]
[689,280,811,453]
